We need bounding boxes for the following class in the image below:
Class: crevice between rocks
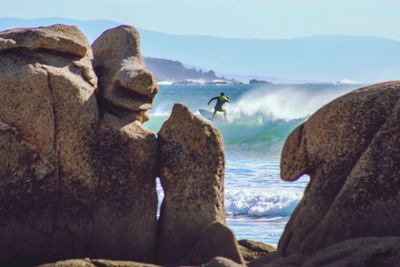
[114,82,156,102]
[97,97,145,121]
[0,46,82,60]
[41,67,63,239]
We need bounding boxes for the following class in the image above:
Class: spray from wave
[148,84,356,221]
[146,84,358,158]
[225,86,354,122]
[225,192,301,217]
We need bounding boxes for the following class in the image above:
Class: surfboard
[199,109,226,122]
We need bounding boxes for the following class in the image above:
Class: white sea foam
[337,79,362,85]
[149,84,355,245]
[156,160,307,218]
[226,86,354,121]
[225,190,302,217]
[157,183,302,218]
[148,84,358,128]
[157,81,174,85]
[150,102,174,117]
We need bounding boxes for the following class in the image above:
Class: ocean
[145,83,361,247]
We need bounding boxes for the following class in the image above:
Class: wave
[157,189,301,218]
[157,81,174,85]
[336,79,362,85]
[225,192,300,217]
[214,117,304,158]
[146,84,358,158]
[146,114,303,159]
[149,83,356,122]
[225,86,354,121]
[156,177,305,218]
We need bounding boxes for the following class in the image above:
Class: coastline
[1,23,400,267]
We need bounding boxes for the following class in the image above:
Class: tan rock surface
[87,114,158,261]
[0,24,158,264]
[203,257,245,267]
[0,24,90,57]
[267,237,400,267]
[92,25,158,122]
[39,258,161,267]
[157,103,226,265]
[279,81,400,256]
[238,239,276,264]
[186,221,245,266]
[0,24,98,263]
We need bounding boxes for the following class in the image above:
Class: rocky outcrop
[0,24,158,264]
[0,24,98,263]
[0,23,252,267]
[5,23,400,267]
[157,104,236,265]
[279,81,400,256]
[238,239,276,264]
[266,237,400,267]
[144,57,235,84]
[203,257,245,267]
[85,114,158,261]
[92,25,158,123]
[186,222,244,266]
[39,258,161,267]
[0,24,89,57]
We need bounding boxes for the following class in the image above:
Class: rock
[39,259,96,267]
[248,253,279,267]
[267,237,400,267]
[203,257,245,267]
[38,258,161,267]
[92,25,158,123]
[279,81,400,256]
[186,221,245,266]
[0,24,98,263]
[0,24,158,264]
[0,23,244,267]
[90,259,159,267]
[238,239,276,264]
[0,24,89,57]
[87,114,158,262]
[261,254,304,267]
[157,103,226,265]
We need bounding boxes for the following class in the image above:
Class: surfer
[208,92,230,119]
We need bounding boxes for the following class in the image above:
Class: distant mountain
[144,57,233,83]
[1,17,400,83]
[139,32,400,83]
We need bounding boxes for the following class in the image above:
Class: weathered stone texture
[157,104,228,265]
[279,81,400,256]
[92,25,158,123]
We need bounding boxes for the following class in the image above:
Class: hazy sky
[2,0,400,40]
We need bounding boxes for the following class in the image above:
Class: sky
[1,0,400,40]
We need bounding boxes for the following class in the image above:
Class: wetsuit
[208,95,230,118]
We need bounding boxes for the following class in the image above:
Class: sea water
[146,83,361,247]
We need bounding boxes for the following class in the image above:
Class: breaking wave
[225,193,300,217]
[146,84,358,158]
[156,177,306,218]
[225,86,352,120]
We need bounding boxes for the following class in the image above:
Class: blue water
[148,83,361,247]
